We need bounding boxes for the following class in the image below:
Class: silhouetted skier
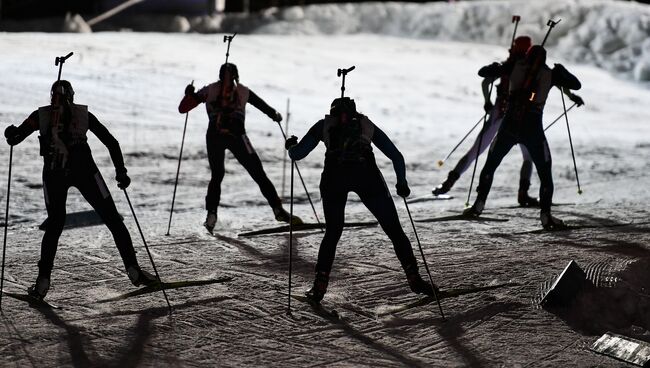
[433,36,584,206]
[4,80,157,300]
[286,97,437,303]
[179,63,301,234]
[464,45,583,229]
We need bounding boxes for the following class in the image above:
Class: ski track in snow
[0,33,649,367]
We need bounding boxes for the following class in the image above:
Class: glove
[483,100,494,114]
[184,84,195,96]
[569,94,584,107]
[272,111,283,123]
[115,170,131,189]
[285,135,298,150]
[4,125,20,146]
[396,181,410,198]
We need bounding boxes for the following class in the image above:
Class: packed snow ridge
[211,0,650,82]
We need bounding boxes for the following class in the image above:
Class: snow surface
[0,31,649,367]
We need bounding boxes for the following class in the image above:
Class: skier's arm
[372,126,407,185]
[4,110,39,145]
[178,85,207,114]
[478,62,502,79]
[88,112,127,174]
[248,90,281,122]
[288,120,323,161]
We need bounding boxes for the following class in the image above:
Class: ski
[2,290,61,309]
[238,221,377,237]
[288,293,341,321]
[406,194,454,204]
[414,214,509,223]
[377,282,518,317]
[39,210,123,231]
[98,276,234,303]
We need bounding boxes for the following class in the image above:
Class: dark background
[1,0,648,19]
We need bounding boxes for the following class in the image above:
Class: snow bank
[236,0,650,82]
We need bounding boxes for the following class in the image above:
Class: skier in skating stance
[464,45,583,229]
[179,63,301,233]
[4,80,157,300]
[432,36,584,206]
[286,97,438,303]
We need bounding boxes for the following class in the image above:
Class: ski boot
[305,271,329,304]
[518,190,540,207]
[127,265,158,287]
[407,273,439,297]
[541,212,567,231]
[432,171,459,196]
[273,206,303,225]
[462,199,484,218]
[27,276,50,300]
[204,210,217,234]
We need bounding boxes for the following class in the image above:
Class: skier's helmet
[50,80,74,104]
[510,36,532,58]
[219,63,239,83]
[330,97,357,118]
[525,45,547,66]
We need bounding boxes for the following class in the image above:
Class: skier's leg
[517,145,538,206]
[466,131,517,215]
[230,135,297,222]
[206,135,226,213]
[34,171,69,297]
[356,169,436,296]
[307,171,347,302]
[74,169,139,272]
[524,139,554,212]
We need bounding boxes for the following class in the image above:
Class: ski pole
[223,33,236,64]
[0,146,13,310]
[166,81,194,236]
[55,52,73,81]
[510,15,521,46]
[287,160,295,315]
[541,19,561,47]
[281,98,290,199]
[544,102,576,131]
[559,90,583,194]
[466,82,494,206]
[403,198,445,320]
[437,115,484,167]
[123,189,173,314]
[337,66,355,98]
[276,124,323,231]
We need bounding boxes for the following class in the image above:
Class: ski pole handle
[337,66,355,77]
[541,19,561,47]
[55,52,73,66]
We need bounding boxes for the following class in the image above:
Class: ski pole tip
[464,202,470,207]
[578,190,583,195]
[437,160,444,167]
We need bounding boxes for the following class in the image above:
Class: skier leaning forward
[179,63,301,234]
[464,45,583,230]
[4,80,157,300]
[286,97,437,303]
[433,36,584,206]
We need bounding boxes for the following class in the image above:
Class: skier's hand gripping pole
[277,124,323,231]
[403,198,445,320]
[559,89,583,194]
[287,160,295,315]
[166,81,194,236]
[0,146,13,311]
[337,66,355,98]
[123,189,173,314]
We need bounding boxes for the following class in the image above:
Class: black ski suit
[8,105,139,279]
[179,81,283,212]
[288,114,419,276]
[475,62,582,213]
